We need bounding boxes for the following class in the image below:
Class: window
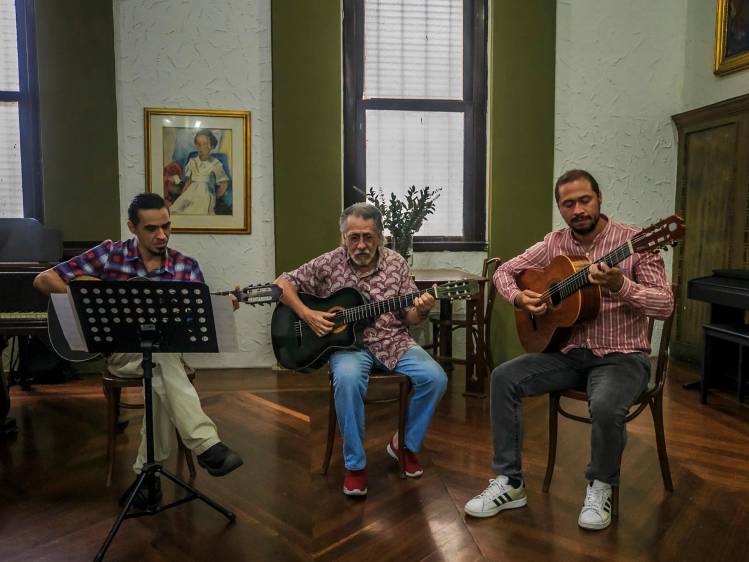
[344,0,488,250]
[0,0,40,219]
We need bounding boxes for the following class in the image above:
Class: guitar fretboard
[336,288,438,324]
[553,241,633,301]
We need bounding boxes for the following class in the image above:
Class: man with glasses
[274,203,447,497]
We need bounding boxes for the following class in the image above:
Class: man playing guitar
[464,170,673,530]
[33,193,244,509]
[274,203,447,497]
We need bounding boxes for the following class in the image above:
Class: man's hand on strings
[302,308,336,337]
[588,262,624,291]
[514,289,548,315]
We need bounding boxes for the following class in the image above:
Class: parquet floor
[1,362,747,561]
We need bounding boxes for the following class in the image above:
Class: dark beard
[570,216,598,235]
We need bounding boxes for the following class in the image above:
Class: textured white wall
[113,0,275,368]
[683,0,749,111]
[554,0,686,259]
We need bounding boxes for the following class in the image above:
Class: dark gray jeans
[490,348,650,485]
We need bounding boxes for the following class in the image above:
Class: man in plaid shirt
[464,170,673,530]
[34,193,243,508]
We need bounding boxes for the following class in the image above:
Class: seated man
[464,169,673,530]
[275,203,447,496]
[33,192,243,507]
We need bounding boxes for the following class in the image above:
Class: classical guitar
[271,280,478,372]
[48,276,282,362]
[514,215,685,353]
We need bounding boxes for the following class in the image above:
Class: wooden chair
[429,257,502,374]
[321,371,412,479]
[102,371,196,486]
[542,284,678,518]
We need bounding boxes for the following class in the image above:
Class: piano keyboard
[0,312,48,321]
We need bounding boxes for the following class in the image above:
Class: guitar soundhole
[549,283,563,306]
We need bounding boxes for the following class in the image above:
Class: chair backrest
[481,257,502,370]
[648,283,679,395]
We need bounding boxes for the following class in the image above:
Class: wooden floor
[1,362,747,561]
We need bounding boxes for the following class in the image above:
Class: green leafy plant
[367,185,441,260]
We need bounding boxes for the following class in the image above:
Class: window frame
[0,0,42,220]
[343,0,488,252]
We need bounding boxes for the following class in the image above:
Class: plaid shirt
[281,246,418,369]
[494,217,673,356]
[54,238,204,283]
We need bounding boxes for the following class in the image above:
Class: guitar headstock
[235,283,283,306]
[434,280,479,301]
[631,215,686,254]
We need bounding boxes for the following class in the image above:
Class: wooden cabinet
[671,94,749,364]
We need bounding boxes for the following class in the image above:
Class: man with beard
[463,170,673,530]
[274,203,447,496]
[33,192,243,508]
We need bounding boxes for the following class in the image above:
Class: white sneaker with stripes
[578,479,613,530]
[464,475,528,518]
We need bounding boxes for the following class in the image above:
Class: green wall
[487,2,556,363]
[35,0,120,241]
[270,2,556,365]
[271,0,343,275]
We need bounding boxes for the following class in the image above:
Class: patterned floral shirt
[281,246,418,369]
[54,238,205,283]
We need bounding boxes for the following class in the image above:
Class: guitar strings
[536,228,655,304]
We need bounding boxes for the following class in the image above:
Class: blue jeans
[490,348,650,485]
[329,346,448,471]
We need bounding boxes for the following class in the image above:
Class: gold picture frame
[144,107,251,234]
[714,0,749,76]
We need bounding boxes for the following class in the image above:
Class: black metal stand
[94,325,234,561]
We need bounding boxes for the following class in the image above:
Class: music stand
[59,280,236,561]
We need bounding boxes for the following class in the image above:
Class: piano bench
[101,371,197,487]
[701,323,749,405]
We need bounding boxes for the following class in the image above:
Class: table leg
[439,298,453,372]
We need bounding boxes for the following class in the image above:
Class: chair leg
[543,393,560,493]
[649,395,674,491]
[611,485,619,519]
[322,382,337,475]
[175,430,196,479]
[431,321,440,360]
[104,383,118,487]
[397,381,409,479]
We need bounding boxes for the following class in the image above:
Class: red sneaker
[386,435,423,478]
[343,468,368,496]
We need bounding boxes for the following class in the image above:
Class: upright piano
[688,269,749,403]
[0,218,63,435]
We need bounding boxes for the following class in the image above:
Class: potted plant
[367,185,441,264]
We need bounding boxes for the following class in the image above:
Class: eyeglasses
[345,232,376,245]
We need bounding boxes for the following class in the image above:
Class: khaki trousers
[107,352,220,473]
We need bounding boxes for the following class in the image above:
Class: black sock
[507,476,522,488]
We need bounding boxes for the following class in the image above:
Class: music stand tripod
[60,280,235,561]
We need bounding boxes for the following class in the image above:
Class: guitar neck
[337,287,436,322]
[556,241,633,300]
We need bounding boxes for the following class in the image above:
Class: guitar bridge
[529,313,537,330]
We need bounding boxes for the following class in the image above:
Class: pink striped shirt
[494,217,673,356]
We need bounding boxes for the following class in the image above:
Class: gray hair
[339,202,384,234]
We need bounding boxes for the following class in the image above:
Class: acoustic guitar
[47,276,282,362]
[514,215,685,353]
[271,280,478,372]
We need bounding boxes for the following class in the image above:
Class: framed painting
[145,108,251,233]
[715,0,749,75]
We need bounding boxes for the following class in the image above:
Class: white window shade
[364,0,462,100]
[0,0,19,91]
[0,102,23,218]
[366,110,463,237]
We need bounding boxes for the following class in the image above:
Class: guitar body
[515,255,601,353]
[271,288,370,372]
[47,275,101,362]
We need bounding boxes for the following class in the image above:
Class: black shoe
[197,442,243,476]
[118,475,162,510]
